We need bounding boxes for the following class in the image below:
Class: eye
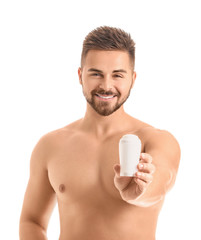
[113,74,123,78]
[91,73,102,77]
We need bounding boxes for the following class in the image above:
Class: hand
[113,153,155,202]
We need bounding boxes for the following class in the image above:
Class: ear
[78,67,82,85]
[131,71,137,89]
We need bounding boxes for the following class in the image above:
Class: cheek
[83,76,105,89]
[116,81,131,93]
[82,80,97,94]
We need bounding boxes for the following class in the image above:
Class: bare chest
[46,130,160,239]
[48,135,128,204]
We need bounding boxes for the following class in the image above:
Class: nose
[98,75,113,91]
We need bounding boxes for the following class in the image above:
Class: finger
[140,153,153,163]
[135,172,153,184]
[138,162,155,174]
[133,177,147,193]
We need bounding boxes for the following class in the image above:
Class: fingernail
[141,153,145,158]
[139,163,143,169]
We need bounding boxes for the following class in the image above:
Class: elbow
[19,220,47,239]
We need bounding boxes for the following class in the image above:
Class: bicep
[146,130,181,193]
[20,136,57,231]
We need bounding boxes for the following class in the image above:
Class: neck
[79,104,131,137]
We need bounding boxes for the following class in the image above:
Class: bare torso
[47,117,164,240]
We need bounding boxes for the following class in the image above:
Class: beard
[82,86,132,116]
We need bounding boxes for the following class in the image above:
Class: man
[19,26,181,240]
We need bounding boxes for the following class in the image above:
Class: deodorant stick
[119,134,141,176]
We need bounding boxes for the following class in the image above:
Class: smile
[95,94,117,100]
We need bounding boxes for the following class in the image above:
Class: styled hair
[81,26,136,69]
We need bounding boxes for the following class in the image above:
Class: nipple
[59,184,65,193]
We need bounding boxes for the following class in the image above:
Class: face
[78,50,136,116]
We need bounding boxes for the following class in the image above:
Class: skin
[19,50,181,240]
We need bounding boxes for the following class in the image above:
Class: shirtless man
[19,26,181,240]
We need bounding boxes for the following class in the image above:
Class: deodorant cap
[120,134,140,143]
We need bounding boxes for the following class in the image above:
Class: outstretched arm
[114,129,181,207]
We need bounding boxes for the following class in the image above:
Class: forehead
[83,50,131,71]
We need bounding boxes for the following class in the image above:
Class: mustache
[91,88,120,96]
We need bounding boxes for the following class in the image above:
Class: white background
[0,0,200,239]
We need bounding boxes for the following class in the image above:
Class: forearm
[19,221,48,240]
[126,168,175,207]
[126,187,165,207]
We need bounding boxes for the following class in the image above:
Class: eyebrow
[88,68,127,74]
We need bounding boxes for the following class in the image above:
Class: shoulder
[139,127,181,169]
[142,127,180,154]
[31,119,82,166]
[30,130,60,170]
[37,119,82,145]
[128,117,180,158]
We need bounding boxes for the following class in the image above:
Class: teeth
[97,94,114,99]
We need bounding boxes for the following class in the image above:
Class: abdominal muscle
[57,192,163,240]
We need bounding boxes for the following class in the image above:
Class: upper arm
[145,129,181,194]
[20,134,57,231]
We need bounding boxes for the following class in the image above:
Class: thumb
[113,164,133,192]
[113,164,121,176]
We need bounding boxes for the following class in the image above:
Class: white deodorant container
[119,134,142,176]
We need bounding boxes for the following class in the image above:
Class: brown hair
[81,26,136,69]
